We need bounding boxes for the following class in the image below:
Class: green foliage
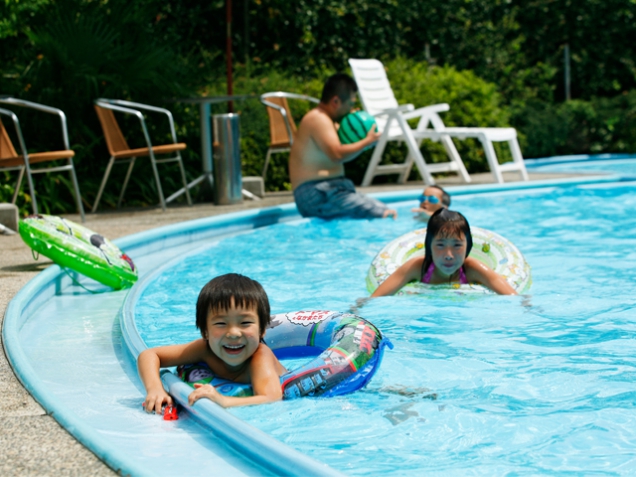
[0,0,199,212]
[0,172,31,217]
[512,93,636,158]
[194,66,326,191]
[0,0,51,39]
[2,0,636,212]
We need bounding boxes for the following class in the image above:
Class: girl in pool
[138,273,287,411]
[371,208,517,296]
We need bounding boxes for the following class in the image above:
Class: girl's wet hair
[195,273,271,337]
[421,208,473,276]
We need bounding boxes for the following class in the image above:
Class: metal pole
[226,0,233,113]
[199,101,214,200]
[244,0,249,77]
[564,43,571,101]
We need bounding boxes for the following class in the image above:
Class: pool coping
[524,152,636,167]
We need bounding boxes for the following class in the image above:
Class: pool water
[135,183,636,475]
[528,156,636,178]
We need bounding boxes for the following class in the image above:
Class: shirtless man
[289,73,397,220]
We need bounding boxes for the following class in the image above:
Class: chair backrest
[0,118,18,161]
[94,104,130,155]
[348,59,400,115]
[263,96,297,148]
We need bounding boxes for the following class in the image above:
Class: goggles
[418,195,440,204]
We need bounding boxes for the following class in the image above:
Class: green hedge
[511,92,636,158]
[3,55,636,217]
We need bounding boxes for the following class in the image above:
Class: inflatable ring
[177,310,392,399]
[367,226,532,295]
[19,214,137,290]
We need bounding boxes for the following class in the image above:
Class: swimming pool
[5,168,635,475]
[130,180,636,475]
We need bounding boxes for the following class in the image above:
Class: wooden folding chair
[92,99,192,212]
[259,92,319,184]
[0,97,85,221]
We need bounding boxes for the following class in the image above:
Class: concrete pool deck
[0,170,586,476]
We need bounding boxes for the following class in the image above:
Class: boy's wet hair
[195,273,271,337]
[429,185,451,207]
[421,208,473,276]
[321,73,358,103]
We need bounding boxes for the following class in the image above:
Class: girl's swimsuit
[422,263,469,284]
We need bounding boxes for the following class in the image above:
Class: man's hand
[365,124,382,144]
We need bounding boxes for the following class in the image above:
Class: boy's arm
[465,258,518,295]
[309,112,380,164]
[188,345,283,408]
[138,340,208,414]
[371,257,424,297]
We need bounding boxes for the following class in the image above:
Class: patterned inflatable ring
[19,214,137,290]
[366,226,532,295]
[178,310,392,399]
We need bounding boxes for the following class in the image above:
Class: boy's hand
[189,383,229,408]
[144,389,173,414]
[383,208,397,219]
[411,207,433,221]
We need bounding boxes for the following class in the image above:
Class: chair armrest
[372,104,415,117]
[260,92,320,105]
[0,107,28,159]
[260,92,319,146]
[96,99,178,143]
[401,103,450,120]
[0,97,72,150]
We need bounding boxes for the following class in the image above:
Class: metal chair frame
[92,99,192,213]
[259,92,319,183]
[0,97,85,222]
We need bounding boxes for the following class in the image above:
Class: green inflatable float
[19,214,137,290]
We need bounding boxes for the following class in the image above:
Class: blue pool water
[134,183,636,475]
[527,155,636,178]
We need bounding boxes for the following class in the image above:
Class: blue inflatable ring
[177,310,392,399]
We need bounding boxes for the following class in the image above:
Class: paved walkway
[0,171,577,476]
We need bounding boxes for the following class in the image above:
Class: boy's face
[419,187,445,213]
[205,300,262,370]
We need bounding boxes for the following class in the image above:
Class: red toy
[142,402,179,421]
[163,405,178,421]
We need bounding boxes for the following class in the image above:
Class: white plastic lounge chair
[349,59,529,185]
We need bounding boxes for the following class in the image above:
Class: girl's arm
[138,339,208,414]
[371,256,424,297]
[464,257,518,295]
[188,344,283,408]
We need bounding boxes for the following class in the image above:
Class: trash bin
[212,113,242,205]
